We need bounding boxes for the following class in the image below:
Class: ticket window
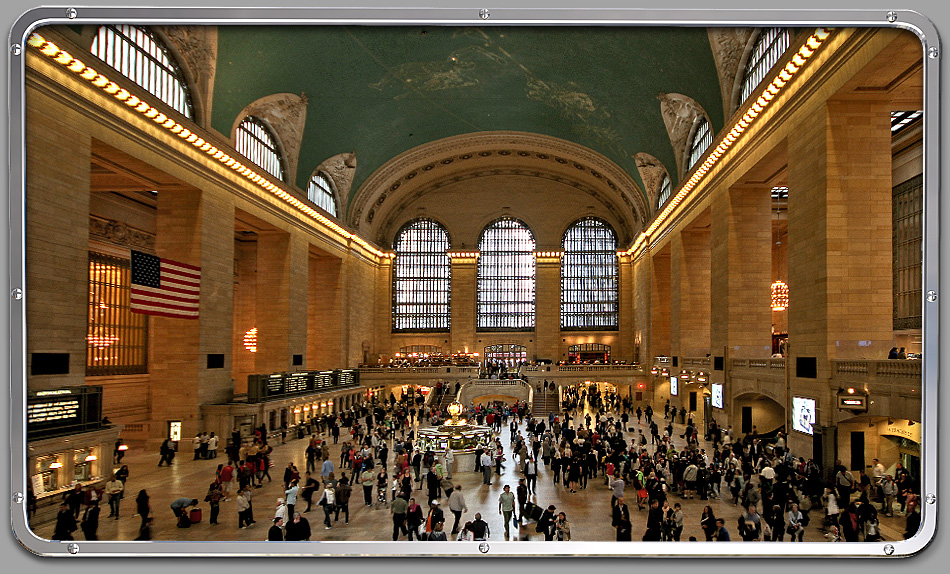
[34,455,62,494]
[73,448,96,482]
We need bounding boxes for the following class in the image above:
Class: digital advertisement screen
[792,396,816,435]
[670,376,678,396]
[711,383,723,409]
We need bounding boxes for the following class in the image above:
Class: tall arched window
[392,219,451,331]
[740,28,791,104]
[308,171,338,217]
[477,218,536,330]
[235,116,285,181]
[561,218,618,330]
[686,116,712,172]
[656,174,672,211]
[91,25,194,120]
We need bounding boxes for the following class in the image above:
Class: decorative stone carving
[375,167,635,246]
[158,26,218,126]
[315,152,357,214]
[236,93,309,188]
[89,216,156,252]
[657,93,707,180]
[707,28,756,119]
[349,132,649,243]
[634,152,669,215]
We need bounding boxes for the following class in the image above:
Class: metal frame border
[6,6,940,558]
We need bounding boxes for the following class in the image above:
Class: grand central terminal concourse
[20,23,925,545]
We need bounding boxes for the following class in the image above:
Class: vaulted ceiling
[209,25,725,214]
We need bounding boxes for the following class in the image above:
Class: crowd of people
[49,384,921,544]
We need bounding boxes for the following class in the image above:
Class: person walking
[498,485,516,540]
[334,476,352,524]
[318,484,336,529]
[480,450,493,485]
[104,473,124,519]
[613,496,633,541]
[52,503,78,541]
[448,485,468,535]
[390,494,409,540]
[206,481,223,525]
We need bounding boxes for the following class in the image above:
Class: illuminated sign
[792,396,816,435]
[711,383,723,409]
[837,393,868,411]
[27,400,80,424]
[670,376,678,396]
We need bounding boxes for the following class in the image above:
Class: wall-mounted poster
[792,396,817,435]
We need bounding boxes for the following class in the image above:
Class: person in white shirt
[443,448,454,480]
[208,433,219,459]
[480,452,493,485]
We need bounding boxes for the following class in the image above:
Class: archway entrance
[568,343,610,363]
[484,344,527,367]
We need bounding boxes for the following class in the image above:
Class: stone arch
[231,93,308,188]
[311,152,357,215]
[706,28,757,121]
[634,152,672,215]
[347,131,648,247]
[656,93,712,182]
[733,391,786,436]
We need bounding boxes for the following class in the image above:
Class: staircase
[531,389,561,418]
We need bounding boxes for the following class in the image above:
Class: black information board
[27,386,104,439]
[247,369,360,403]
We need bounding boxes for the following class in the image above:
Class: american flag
[130,250,201,319]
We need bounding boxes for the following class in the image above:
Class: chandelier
[771,280,789,311]
[771,187,788,312]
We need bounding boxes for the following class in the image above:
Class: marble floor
[28,408,910,545]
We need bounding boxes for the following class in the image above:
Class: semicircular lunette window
[307,171,338,217]
[392,218,451,332]
[235,116,285,182]
[91,24,194,120]
[477,218,536,331]
[740,27,792,105]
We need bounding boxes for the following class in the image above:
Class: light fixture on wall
[244,328,258,353]
[771,188,789,311]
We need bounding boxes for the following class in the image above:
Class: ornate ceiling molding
[707,28,756,121]
[374,166,635,246]
[314,152,357,214]
[657,93,709,181]
[232,93,308,188]
[348,131,648,240]
[158,26,217,129]
[634,152,669,216]
[90,215,156,253]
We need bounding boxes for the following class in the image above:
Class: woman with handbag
[317,484,336,530]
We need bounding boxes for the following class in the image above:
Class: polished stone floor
[28,408,910,544]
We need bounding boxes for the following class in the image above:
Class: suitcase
[523,501,543,522]
[189,508,202,524]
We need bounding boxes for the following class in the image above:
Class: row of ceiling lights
[27,28,832,265]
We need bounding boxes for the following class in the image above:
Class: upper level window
[656,174,672,210]
[561,218,618,330]
[87,251,148,376]
[392,219,451,332]
[740,28,792,104]
[477,218,536,331]
[686,117,712,171]
[91,25,194,120]
[235,116,285,181]
[308,171,338,217]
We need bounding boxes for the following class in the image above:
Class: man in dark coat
[643,498,663,541]
[285,513,311,541]
[536,505,557,541]
[52,503,78,540]
[268,517,284,540]
[612,496,632,541]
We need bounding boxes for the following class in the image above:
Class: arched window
[91,25,194,120]
[477,218,536,330]
[392,219,451,331]
[561,218,618,330]
[235,116,285,181]
[307,171,338,217]
[656,174,672,210]
[686,116,712,172]
[740,28,791,104]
